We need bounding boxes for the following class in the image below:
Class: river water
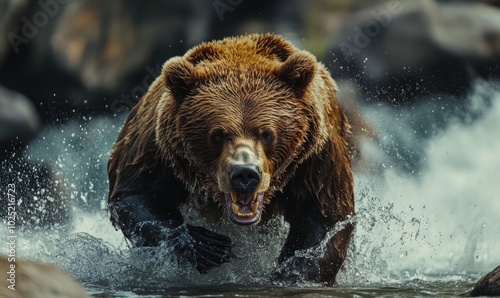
[1,81,499,297]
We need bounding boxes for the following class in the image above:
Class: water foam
[339,81,500,285]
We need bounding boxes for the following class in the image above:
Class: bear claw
[186,224,234,273]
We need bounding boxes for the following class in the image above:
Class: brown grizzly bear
[108,33,354,285]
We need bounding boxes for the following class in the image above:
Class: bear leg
[272,207,326,283]
[109,194,233,273]
[273,199,353,285]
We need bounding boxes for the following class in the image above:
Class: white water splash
[339,81,500,285]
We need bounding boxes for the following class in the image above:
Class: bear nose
[229,164,261,194]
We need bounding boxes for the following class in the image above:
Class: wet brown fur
[108,33,354,284]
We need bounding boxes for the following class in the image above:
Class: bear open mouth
[224,192,264,225]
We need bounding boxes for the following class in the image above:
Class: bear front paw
[184,224,234,273]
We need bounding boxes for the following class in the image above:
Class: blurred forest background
[1,0,500,225]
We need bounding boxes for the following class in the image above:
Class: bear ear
[162,57,198,103]
[275,51,317,98]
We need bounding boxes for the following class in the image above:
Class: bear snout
[228,164,261,195]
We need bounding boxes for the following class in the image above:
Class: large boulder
[0,255,89,298]
[50,0,196,94]
[326,0,500,104]
[0,0,27,69]
[0,86,40,157]
[0,0,205,119]
[470,265,500,296]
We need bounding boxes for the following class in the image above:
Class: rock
[49,0,203,108]
[0,0,27,68]
[470,265,500,296]
[0,0,204,119]
[52,0,160,92]
[326,0,500,105]
[0,85,40,156]
[0,255,90,298]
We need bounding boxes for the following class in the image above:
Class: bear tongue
[230,192,256,205]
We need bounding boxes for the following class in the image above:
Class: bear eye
[210,131,225,144]
[259,129,275,144]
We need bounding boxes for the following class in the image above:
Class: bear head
[155,34,323,225]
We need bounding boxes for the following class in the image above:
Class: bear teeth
[230,192,238,203]
[231,202,239,215]
[231,203,250,217]
[251,200,258,213]
[231,201,259,217]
